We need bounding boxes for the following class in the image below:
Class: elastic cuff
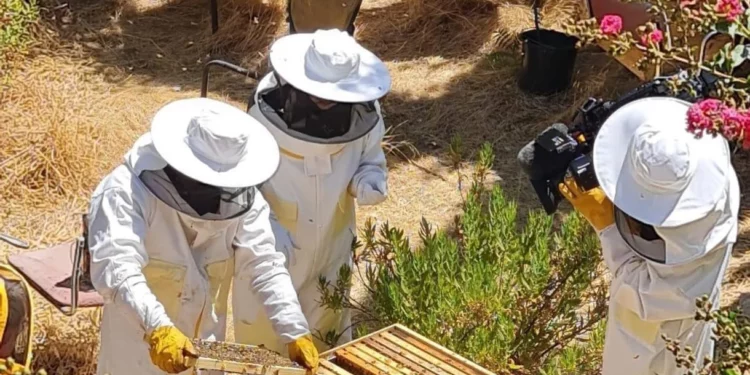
[285,330,311,344]
[596,223,617,236]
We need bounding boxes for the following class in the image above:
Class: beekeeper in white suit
[558,97,740,374]
[87,97,320,375]
[233,29,391,353]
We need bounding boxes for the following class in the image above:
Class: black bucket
[518,29,579,96]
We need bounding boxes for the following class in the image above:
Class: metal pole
[0,233,29,249]
[210,0,219,34]
[533,0,541,38]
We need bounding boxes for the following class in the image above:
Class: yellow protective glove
[558,176,615,232]
[146,326,199,374]
[288,334,319,374]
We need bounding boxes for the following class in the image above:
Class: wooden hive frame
[192,340,306,375]
[319,324,496,375]
[194,357,306,375]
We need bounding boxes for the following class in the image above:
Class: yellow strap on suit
[0,263,35,369]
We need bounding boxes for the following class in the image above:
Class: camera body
[520,70,718,215]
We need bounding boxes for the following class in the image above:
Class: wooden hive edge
[322,324,398,357]
[390,325,496,375]
[320,359,355,375]
[322,324,497,375]
[194,358,306,375]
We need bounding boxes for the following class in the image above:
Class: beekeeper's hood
[593,97,740,266]
[125,98,280,221]
[256,29,391,145]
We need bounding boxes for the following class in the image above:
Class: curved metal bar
[200,59,255,98]
[699,30,720,63]
[0,233,29,249]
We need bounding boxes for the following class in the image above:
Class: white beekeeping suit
[558,97,740,375]
[233,29,391,353]
[88,98,319,375]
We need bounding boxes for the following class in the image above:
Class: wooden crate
[319,324,496,375]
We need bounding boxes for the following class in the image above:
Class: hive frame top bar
[321,324,497,375]
[194,357,307,375]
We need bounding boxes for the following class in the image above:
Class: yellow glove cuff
[558,179,615,232]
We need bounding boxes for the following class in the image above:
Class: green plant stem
[633,44,747,83]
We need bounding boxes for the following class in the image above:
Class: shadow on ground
[355,0,500,60]
[35,0,658,227]
[39,0,502,105]
[41,0,276,100]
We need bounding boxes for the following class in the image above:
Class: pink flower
[599,15,623,36]
[687,99,725,134]
[716,0,744,21]
[687,100,750,147]
[719,107,743,139]
[639,29,664,46]
[739,112,750,149]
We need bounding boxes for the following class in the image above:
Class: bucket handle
[698,31,721,63]
[652,31,724,82]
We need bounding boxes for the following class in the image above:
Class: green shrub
[318,143,608,374]
[0,0,39,74]
[666,297,749,375]
[540,320,606,375]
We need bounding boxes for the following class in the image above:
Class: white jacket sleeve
[233,190,310,343]
[88,187,173,334]
[349,102,388,196]
[599,225,731,322]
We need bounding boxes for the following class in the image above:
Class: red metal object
[8,242,103,311]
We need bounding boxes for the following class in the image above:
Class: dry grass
[492,0,582,49]
[0,0,619,372]
[1,0,748,373]
[0,20,198,374]
[201,0,286,70]
[0,48,125,373]
[0,57,120,205]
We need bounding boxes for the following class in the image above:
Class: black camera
[517,70,718,215]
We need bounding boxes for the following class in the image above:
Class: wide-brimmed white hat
[150,97,280,188]
[269,29,391,103]
[593,97,732,228]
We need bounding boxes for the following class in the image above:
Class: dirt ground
[1,0,749,373]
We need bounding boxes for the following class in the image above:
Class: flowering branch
[565,0,750,149]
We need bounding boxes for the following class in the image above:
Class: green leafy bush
[666,296,749,375]
[319,143,608,374]
[0,0,39,74]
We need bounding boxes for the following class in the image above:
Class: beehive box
[319,324,496,375]
[193,339,306,375]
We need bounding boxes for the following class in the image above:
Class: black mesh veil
[614,207,667,264]
[139,166,255,221]
[256,72,381,145]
